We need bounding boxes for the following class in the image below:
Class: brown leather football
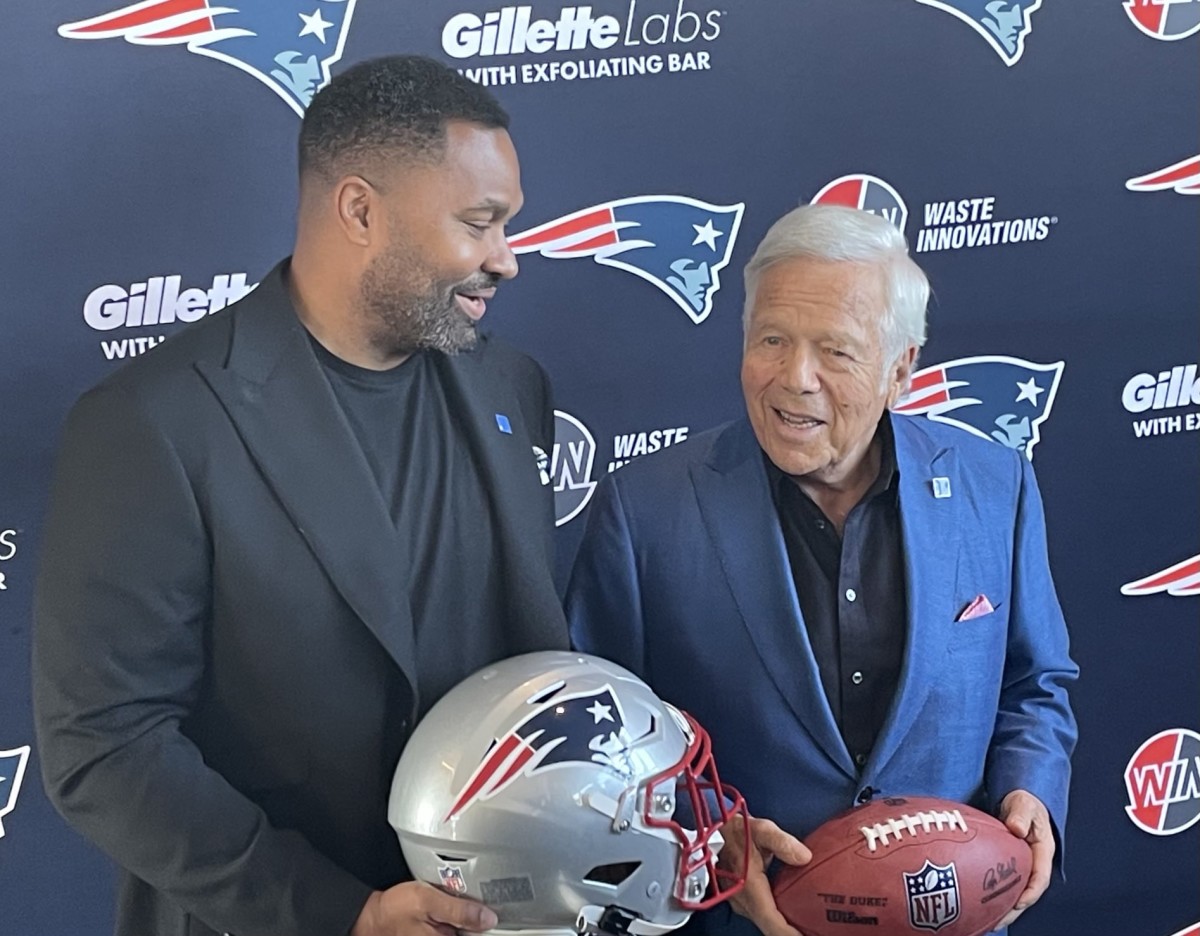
[771,795,1033,936]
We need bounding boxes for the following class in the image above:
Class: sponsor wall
[2,1,1197,934]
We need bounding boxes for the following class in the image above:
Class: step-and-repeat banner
[2,2,1197,934]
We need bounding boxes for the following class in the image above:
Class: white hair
[743,203,929,369]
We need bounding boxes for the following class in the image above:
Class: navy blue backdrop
[2,2,1197,935]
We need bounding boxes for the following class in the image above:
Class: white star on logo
[1015,377,1044,406]
[587,700,615,724]
[298,8,334,43]
[691,218,723,251]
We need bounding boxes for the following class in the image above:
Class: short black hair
[298,55,510,182]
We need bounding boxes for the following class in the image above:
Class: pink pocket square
[956,594,995,621]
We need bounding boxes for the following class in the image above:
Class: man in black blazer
[33,56,567,936]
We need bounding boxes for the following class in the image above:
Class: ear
[333,175,381,248]
[885,345,918,409]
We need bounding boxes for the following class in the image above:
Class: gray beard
[361,281,479,358]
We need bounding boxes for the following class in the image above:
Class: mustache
[452,274,501,294]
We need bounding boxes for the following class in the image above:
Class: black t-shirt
[312,338,506,717]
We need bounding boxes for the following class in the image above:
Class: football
[772,795,1032,936]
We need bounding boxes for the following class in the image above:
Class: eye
[762,335,783,347]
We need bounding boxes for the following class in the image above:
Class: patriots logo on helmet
[1121,555,1200,597]
[1124,0,1200,40]
[446,683,642,821]
[1126,155,1200,195]
[508,196,744,325]
[894,355,1064,460]
[915,0,1043,65]
[59,0,358,116]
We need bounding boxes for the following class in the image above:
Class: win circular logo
[550,410,598,527]
[1124,0,1200,40]
[1124,728,1200,835]
[811,173,908,233]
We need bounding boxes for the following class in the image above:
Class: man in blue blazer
[567,204,1077,936]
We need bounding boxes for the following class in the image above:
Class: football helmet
[388,651,748,935]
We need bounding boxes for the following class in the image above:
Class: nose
[780,345,821,395]
[487,233,520,281]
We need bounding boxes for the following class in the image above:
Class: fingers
[420,884,499,932]
[749,817,813,867]
[1014,826,1054,910]
[730,862,804,936]
[994,791,1055,929]
[999,791,1035,838]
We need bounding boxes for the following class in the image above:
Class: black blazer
[33,262,569,936]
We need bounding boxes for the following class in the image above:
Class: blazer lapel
[195,262,417,690]
[692,421,856,778]
[433,347,566,651]
[867,414,961,777]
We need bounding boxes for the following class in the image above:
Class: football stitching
[858,809,968,852]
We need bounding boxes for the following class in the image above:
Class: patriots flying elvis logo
[1121,555,1200,597]
[915,0,1043,65]
[445,683,641,822]
[0,746,31,839]
[59,0,358,116]
[508,196,744,325]
[895,355,1064,460]
[1126,155,1200,195]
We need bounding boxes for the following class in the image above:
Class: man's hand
[351,881,498,936]
[720,814,812,936]
[995,790,1055,930]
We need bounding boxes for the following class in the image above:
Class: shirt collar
[764,414,900,506]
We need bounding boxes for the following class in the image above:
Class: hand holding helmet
[388,651,749,936]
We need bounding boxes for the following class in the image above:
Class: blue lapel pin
[495,413,513,434]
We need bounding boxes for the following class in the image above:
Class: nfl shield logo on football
[904,860,961,931]
[438,865,468,894]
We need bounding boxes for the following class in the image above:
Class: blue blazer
[566,414,1077,934]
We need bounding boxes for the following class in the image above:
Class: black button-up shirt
[766,419,908,771]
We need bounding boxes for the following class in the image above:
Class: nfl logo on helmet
[507,196,743,325]
[59,0,358,116]
[895,355,1064,460]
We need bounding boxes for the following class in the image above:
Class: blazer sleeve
[984,452,1079,868]
[564,474,648,678]
[32,384,372,936]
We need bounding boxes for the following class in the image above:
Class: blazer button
[857,786,875,804]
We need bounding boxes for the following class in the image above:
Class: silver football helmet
[388,651,748,936]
